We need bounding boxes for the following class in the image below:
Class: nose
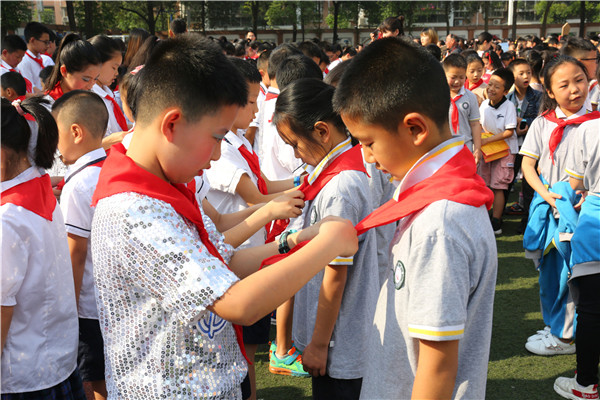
[361,146,376,164]
[211,141,222,161]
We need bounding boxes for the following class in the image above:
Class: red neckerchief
[261,146,493,267]
[91,144,248,363]
[56,156,106,191]
[466,79,484,91]
[15,95,35,121]
[450,93,464,134]
[237,144,268,195]
[265,145,366,243]
[259,85,266,96]
[543,110,600,164]
[1,173,56,221]
[46,81,64,100]
[26,51,45,70]
[590,81,598,92]
[265,91,278,101]
[104,92,128,131]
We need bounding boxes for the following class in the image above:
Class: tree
[1,1,32,37]
[332,1,341,43]
[539,1,553,38]
[83,0,96,38]
[66,1,77,32]
[265,1,297,40]
[579,0,585,37]
[243,1,260,34]
[118,1,166,35]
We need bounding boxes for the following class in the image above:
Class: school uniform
[448,87,480,151]
[584,79,599,111]
[0,59,34,93]
[91,145,247,399]
[41,53,55,67]
[257,87,302,180]
[292,138,379,391]
[327,58,342,72]
[360,138,497,399]
[248,82,267,132]
[92,84,129,136]
[1,167,81,396]
[17,50,46,91]
[466,80,487,104]
[206,129,266,249]
[478,97,518,190]
[59,148,106,382]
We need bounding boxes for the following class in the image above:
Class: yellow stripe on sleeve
[519,150,539,160]
[408,327,465,337]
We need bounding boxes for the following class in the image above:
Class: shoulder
[324,170,370,199]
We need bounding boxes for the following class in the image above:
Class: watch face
[393,260,405,290]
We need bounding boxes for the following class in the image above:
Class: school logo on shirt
[197,312,228,339]
[310,207,319,225]
[393,261,405,290]
[462,102,469,110]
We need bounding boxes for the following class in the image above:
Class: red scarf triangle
[260,145,493,268]
[450,94,463,134]
[265,91,278,101]
[465,79,484,91]
[26,51,45,70]
[237,144,268,195]
[104,93,128,131]
[46,82,64,100]
[543,110,600,164]
[1,173,56,221]
[91,144,249,363]
[265,145,366,243]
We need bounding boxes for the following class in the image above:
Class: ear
[159,108,184,143]
[60,64,68,78]
[71,123,85,144]
[4,87,16,99]
[1,49,8,57]
[313,121,331,145]
[401,113,429,146]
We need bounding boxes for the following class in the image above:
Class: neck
[3,155,31,182]
[490,96,504,106]
[559,106,580,118]
[450,89,460,97]
[515,85,527,98]
[126,126,168,182]
[68,143,103,166]
[270,80,279,90]
[27,46,38,57]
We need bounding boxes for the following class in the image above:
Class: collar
[64,148,107,182]
[555,106,587,120]
[0,59,16,71]
[489,96,508,109]
[266,87,280,96]
[452,86,466,99]
[307,137,353,185]
[1,166,42,193]
[26,49,41,60]
[92,83,114,98]
[394,137,465,199]
[224,130,253,152]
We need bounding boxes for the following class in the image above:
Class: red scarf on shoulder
[1,173,56,221]
[261,145,493,267]
[91,144,248,363]
[46,82,64,100]
[543,110,600,164]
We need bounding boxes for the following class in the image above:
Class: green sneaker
[269,342,309,377]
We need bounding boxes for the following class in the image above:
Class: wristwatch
[278,229,298,254]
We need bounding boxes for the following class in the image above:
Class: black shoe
[491,218,502,235]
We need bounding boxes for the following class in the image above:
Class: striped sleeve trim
[565,168,584,180]
[519,150,539,160]
[329,256,354,266]
[468,117,480,121]
[407,324,465,340]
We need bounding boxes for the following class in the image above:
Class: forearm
[265,175,295,194]
[412,339,459,400]
[222,204,273,249]
[521,157,550,198]
[570,177,585,191]
[310,266,347,347]
[203,198,262,232]
[67,234,88,304]
[470,122,482,151]
[210,232,345,326]
[481,129,513,145]
[1,306,14,355]
[101,131,127,150]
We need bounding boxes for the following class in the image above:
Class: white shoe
[525,331,576,355]
[554,376,599,399]
[527,326,551,342]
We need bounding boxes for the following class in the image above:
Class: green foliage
[534,1,600,24]
[1,1,32,35]
[40,8,56,25]
[205,1,248,29]
[265,1,297,27]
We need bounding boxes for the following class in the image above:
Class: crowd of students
[1,16,599,400]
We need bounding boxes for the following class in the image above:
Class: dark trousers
[569,273,600,386]
[312,374,362,400]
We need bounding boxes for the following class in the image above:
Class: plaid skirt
[1,369,85,400]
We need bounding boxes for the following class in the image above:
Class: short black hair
[508,58,530,72]
[463,50,484,67]
[134,34,247,126]
[267,43,302,80]
[39,66,53,87]
[491,68,515,91]
[88,35,121,63]
[1,35,27,53]
[297,41,323,61]
[24,22,50,43]
[333,37,449,132]
[257,49,271,71]
[379,16,404,36]
[561,37,597,58]
[323,59,351,87]
[1,71,27,95]
[228,57,261,84]
[442,53,467,70]
[425,44,442,61]
[53,90,108,139]
[276,54,323,90]
[170,18,187,35]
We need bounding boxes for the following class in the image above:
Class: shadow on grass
[257,386,311,400]
[486,364,576,400]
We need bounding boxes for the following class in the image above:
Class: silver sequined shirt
[91,192,247,399]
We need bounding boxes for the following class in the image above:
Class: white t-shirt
[59,148,106,319]
[1,167,78,393]
[206,130,266,249]
[92,84,127,136]
[17,50,45,90]
[479,97,518,154]
[41,53,55,67]
[565,119,600,194]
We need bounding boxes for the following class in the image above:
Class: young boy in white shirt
[478,68,518,234]
[53,90,109,400]
[17,22,54,91]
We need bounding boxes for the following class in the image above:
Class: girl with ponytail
[1,96,84,399]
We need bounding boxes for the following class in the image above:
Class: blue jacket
[507,86,542,123]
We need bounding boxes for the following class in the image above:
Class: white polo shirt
[1,167,78,393]
[92,84,127,136]
[479,97,518,154]
[17,50,45,90]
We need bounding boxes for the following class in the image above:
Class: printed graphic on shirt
[197,312,228,339]
[462,102,470,110]
[393,260,405,290]
[310,207,319,225]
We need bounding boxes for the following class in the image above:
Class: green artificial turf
[254,184,575,399]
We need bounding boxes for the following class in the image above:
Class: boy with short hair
[478,68,518,235]
[53,90,109,400]
[442,54,482,164]
[245,49,270,146]
[1,71,27,102]
[17,22,54,91]
[333,37,497,400]
[1,35,33,93]
[90,34,357,399]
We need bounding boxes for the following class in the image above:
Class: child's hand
[574,190,587,211]
[542,191,562,208]
[302,341,328,377]
[473,148,481,166]
[266,191,305,220]
[318,217,358,257]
